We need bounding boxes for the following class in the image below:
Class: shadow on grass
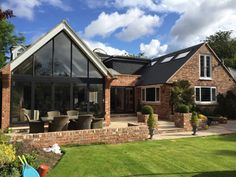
[215,150,236,156]
[216,134,236,142]
[121,171,236,177]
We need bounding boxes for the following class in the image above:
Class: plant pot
[138,114,149,123]
[149,128,156,139]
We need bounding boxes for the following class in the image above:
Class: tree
[0,20,25,67]
[0,9,15,20]
[205,31,236,69]
[170,80,194,113]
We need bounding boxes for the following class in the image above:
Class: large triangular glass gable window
[89,62,103,78]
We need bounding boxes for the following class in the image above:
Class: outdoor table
[41,115,78,122]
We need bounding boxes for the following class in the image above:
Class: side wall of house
[1,64,11,130]
[168,44,236,111]
[169,44,236,92]
[137,84,172,119]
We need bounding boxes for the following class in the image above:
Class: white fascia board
[10,21,112,78]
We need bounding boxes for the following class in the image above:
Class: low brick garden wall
[9,125,148,148]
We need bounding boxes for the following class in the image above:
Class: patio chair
[24,113,44,133]
[91,117,104,129]
[67,110,79,117]
[48,116,69,132]
[47,111,60,118]
[67,110,79,130]
[76,114,93,130]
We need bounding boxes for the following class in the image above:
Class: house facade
[0,21,235,130]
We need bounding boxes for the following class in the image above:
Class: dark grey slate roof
[136,43,204,86]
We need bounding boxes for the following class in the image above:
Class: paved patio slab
[153,120,236,140]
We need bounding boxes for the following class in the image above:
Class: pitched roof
[9,20,113,78]
[228,67,236,81]
[136,43,204,85]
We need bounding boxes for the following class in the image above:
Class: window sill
[195,101,217,105]
[141,101,161,105]
[199,77,212,81]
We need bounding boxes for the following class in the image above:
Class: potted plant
[190,111,199,135]
[147,113,157,139]
[138,105,153,123]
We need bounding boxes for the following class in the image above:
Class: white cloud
[1,0,71,20]
[84,8,161,41]
[140,39,168,58]
[84,39,128,56]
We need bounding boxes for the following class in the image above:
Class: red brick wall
[1,64,11,130]
[105,77,112,126]
[10,126,148,148]
[138,84,172,119]
[168,44,236,93]
[111,75,140,87]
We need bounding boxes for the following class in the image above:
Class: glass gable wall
[11,31,104,124]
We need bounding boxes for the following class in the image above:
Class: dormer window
[200,55,212,79]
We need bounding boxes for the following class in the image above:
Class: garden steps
[158,121,185,134]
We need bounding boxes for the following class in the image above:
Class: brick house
[0,21,235,130]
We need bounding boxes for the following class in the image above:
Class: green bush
[215,91,236,119]
[175,104,189,113]
[191,112,199,125]
[147,113,157,129]
[141,105,153,115]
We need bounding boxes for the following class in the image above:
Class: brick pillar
[1,64,11,130]
[104,77,112,126]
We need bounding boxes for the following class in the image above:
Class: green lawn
[47,135,236,177]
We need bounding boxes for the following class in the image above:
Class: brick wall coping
[9,125,148,148]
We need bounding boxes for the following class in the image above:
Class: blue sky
[1,0,236,58]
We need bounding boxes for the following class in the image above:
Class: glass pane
[54,32,71,77]
[146,88,155,102]
[35,83,52,117]
[141,89,145,101]
[89,84,104,116]
[200,56,205,77]
[195,88,200,101]
[73,83,87,112]
[72,44,88,77]
[11,81,31,123]
[206,56,211,77]
[156,88,160,101]
[125,88,134,112]
[201,88,211,101]
[54,84,70,114]
[13,56,33,75]
[35,41,53,76]
[89,62,102,78]
[212,88,216,101]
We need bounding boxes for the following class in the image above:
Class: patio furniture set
[23,109,104,133]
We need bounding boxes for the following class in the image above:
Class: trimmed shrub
[147,113,157,129]
[142,105,153,115]
[191,112,199,125]
[175,104,189,113]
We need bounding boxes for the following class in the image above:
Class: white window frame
[194,86,217,105]
[199,54,212,80]
[141,85,161,104]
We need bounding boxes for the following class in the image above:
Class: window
[195,87,216,103]
[35,41,53,76]
[13,56,33,75]
[53,32,71,77]
[141,87,160,103]
[89,62,103,78]
[175,51,190,60]
[72,44,88,77]
[161,56,173,63]
[200,55,212,79]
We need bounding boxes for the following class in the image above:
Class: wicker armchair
[48,116,69,132]
[24,113,44,133]
[76,114,93,130]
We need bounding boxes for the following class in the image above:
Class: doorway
[111,87,134,113]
